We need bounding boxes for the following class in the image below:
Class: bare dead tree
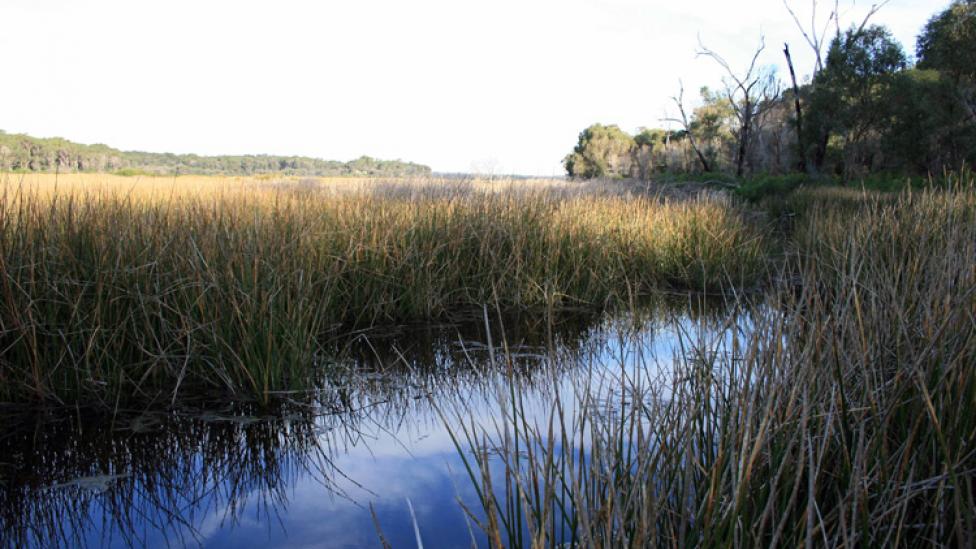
[663,81,711,173]
[782,0,838,75]
[781,0,888,75]
[697,36,780,177]
[849,2,890,36]
[783,43,808,172]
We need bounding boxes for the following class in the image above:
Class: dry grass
[1,172,644,200]
[0,173,765,407]
[448,184,976,547]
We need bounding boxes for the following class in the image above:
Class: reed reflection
[0,297,729,548]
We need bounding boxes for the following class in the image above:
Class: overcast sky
[0,0,949,175]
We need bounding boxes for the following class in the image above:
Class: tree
[782,0,890,77]
[805,25,906,175]
[563,124,636,179]
[883,69,976,173]
[917,0,976,82]
[781,0,889,173]
[917,0,976,123]
[697,37,780,177]
[782,43,807,172]
[633,128,661,180]
[665,81,713,173]
[691,86,737,169]
[0,131,433,176]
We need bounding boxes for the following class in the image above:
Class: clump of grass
[111,168,157,177]
[739,167,976,207]
[449,184,976,547]
[0,177,765,407]
[735,172,822,202]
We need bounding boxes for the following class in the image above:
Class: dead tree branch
[697,36,779,177]
[663,80,712,173]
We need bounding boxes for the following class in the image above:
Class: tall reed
[0,177,765,406]
[449,185,976,547]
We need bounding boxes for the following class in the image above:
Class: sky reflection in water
[0,301,740,548]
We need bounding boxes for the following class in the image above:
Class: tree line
[0,131,432,177]
[565,0,976,181]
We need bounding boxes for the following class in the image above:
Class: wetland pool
[0,300,745,548]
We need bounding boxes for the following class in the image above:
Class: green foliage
[736,170,973,205]
[883,69,976,172]
[633,127,668,148]
[826,25,906,80]
[910,1,976,172]
[917,0,976,81]
[595,2,976,181]
[0,131,432,177]
[563,124,636,178]
[805,25,907,175]
[798,15,976,177]
[681,87,737,171]
[632,128,682,178]
[734,173,820,201]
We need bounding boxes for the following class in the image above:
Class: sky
[0,0,950,176]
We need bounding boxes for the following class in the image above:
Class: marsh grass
[448,184,976,547]
[0,174,765,407]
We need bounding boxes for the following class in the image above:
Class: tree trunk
[814,132,829,171]
[736,126,748,177]
[690,136,711,173]
[783,43,808,173]
[736,102,751,177]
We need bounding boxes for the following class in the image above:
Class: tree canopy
[564,2,976,180]
[563,124,636,179]
[917,0,976,81]
[0,131,432,177]
[805,25,907,174]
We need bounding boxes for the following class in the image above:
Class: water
[0,301,738,548]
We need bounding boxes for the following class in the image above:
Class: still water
[0,301,740,548]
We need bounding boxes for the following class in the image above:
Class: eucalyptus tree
[665,81,713,173]
[917,0,976,121]
[563,124,637,179]
[805,25,906,174]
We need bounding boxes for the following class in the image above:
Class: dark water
[0,302,738,548]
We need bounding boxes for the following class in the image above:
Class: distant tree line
[565,0,976,180]
[0,132,432,177]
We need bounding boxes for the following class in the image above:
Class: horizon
[0,0,949,176]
